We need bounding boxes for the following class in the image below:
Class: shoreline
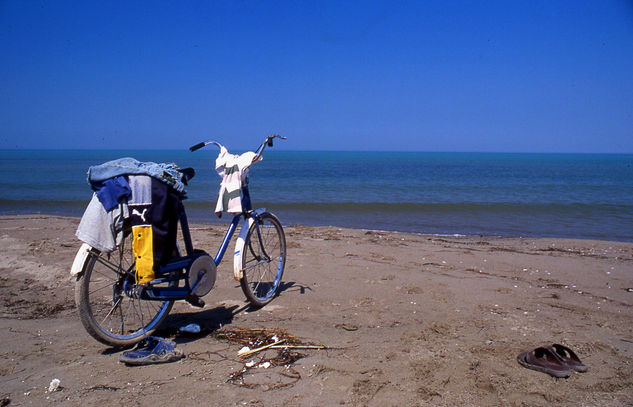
[1,215,632,406]
[2,213,632,244]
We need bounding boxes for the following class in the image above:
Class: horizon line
[1,147,632,155]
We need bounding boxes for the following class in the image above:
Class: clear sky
[1,1,632,152]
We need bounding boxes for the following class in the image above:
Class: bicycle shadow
[101,281,314,353]
[158,281,311,343]
[278,281,312,295]
[100,304,244,354]
[156,304,245,344]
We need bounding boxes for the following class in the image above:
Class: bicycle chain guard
[187,254,216,297]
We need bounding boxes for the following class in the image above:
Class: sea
[1,149,632,242]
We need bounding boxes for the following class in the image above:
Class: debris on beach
[215,327,327,357]
[179,323,201,334]
[238,346,251,355]
[48,378,61,393]
[237,339,286,357]
[211,327,327,389]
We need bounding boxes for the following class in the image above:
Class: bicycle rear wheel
[74,233,178,348]
[240,212,286,307]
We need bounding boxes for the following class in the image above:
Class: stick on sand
[238,339,286,357]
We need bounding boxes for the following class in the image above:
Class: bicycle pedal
[185,295,205,308]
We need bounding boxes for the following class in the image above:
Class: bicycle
[71,135,287,347]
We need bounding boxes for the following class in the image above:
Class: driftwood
[238,339,286,357]
[270,345,327,350]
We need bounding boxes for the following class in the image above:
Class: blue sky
[1,1,632,152]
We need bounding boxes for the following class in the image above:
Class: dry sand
[1,215,632,406]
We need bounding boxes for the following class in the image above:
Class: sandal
[119,336,184,366]
[517,346,571,378]
[549,344,587,373]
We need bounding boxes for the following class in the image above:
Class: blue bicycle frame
[140,185,256,301]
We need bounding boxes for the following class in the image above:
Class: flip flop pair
[119,336,184,366]
[517,344,587,378]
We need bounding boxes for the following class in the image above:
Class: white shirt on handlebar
[214,144,261,215]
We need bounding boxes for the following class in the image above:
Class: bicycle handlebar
[254,134,287,160]
[189,135,286,157]
[189,142,207,152]
[189,141,221,152]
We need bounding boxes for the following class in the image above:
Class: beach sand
[1,215,632,406]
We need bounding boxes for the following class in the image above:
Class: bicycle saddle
[180,167,195,185]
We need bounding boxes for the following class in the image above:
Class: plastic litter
[179,323,201,334]
[48,378,61,392]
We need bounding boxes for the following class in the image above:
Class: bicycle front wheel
[74,235,177,348]
[240,212,286,307]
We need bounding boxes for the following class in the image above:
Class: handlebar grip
[267,134,285,148]
[189,142,206,152]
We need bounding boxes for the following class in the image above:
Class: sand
[1,215,632,406]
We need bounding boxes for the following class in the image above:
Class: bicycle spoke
[87,281,117,297]
[132,299,144,334]
[101,296,122,328]
[93,255,127,275]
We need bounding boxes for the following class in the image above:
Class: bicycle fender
[71,243,93,276]
[233,218,255,281]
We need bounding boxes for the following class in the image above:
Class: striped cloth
[214,145,260,215]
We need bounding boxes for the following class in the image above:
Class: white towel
[214,145,260,214]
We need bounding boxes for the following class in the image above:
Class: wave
[3,198,631,215]
[0,198,85,207]
[2,199,631,241]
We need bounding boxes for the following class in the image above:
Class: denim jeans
[87,157,186,193]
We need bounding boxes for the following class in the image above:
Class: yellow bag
[132,225,155,284]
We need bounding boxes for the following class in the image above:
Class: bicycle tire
[74,233,178,348]
[240,212,286,307]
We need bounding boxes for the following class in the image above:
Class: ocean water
[1,149,632,241]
